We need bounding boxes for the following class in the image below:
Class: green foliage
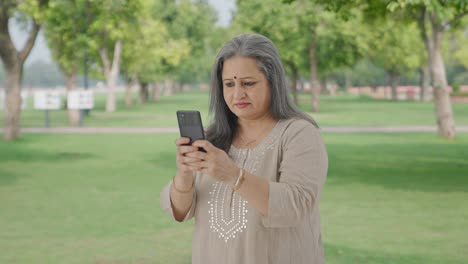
[43,0,143,80]
[348,59,387,87]
[17,0,50,23]
[162,0,221,83]
[387,0,468,23]
[451,25,468,68]
[120,0,190,83]
[234,0,308,76]
[234,0,367,80]
[366,19,423,77]
[44,0,87,75]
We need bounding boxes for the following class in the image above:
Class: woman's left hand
[185,140,239,186]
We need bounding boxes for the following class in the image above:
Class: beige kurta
[160,118,328,264]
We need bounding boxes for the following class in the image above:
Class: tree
[120,0,190,105]
[171,0,220,86]
[0,0,48,140]
[86,0,141,112]
[150,0,221,95]
[387,0,468,139]
[317,0,468,138]
[366,19,422,100]
[236,0,366,111]
[233,0,308,105]
[44,0,88,125]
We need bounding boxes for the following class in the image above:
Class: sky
[9,0,235,66]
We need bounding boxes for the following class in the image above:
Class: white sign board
[67,90,94,109]
[34,91,62,110]
[21,91,28,109]
[0,90,28,110]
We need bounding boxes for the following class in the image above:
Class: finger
[192,140,215,152]
[181,156,203,164]
[178,145,199,155]
[188,160,209,170]
[185,162,204,171]
[175,137,191,146]
[185,150,208,160]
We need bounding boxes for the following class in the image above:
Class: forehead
[222,56,263,79]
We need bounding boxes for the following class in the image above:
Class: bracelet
[233,169,245,192]
[172,176,193,194]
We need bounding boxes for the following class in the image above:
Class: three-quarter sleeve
[262,121,328,228]
[160,172,198,222]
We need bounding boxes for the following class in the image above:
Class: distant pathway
[6,126,468,134]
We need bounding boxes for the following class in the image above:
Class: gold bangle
[233,169,245,192]
[172,176,193,194]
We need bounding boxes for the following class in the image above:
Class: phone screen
[176,110,205,145]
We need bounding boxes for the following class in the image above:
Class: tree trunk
[329,79,338,96]
[174,82,181,93]
[152,82,160,102]
[3,66,22,139]
[389,71,400,101]
[309,39,320,112]
[65,72,80,126]
[418,8,456,138]
[320,77,327,95]
[430,26,456,139]
[344,69,351,92]
[124,74,135,107]
[125,85,133,107]
[99,39,122,113]
[139,82,149,104]
[291,75,298,106]
[164,79,174,96]
[0,15,40,140]
[287,61,298,105]
[419,64,431,101]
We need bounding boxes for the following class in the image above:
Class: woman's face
[221,56,272,121]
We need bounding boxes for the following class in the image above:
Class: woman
[160,33,328,264]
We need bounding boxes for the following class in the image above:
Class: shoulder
[281,118,319,137]
[278,118,322,148]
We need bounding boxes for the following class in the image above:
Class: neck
[237,114,277,137]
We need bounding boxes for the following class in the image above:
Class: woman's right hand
[174,137,202,190]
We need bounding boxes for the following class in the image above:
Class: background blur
[1,0,467,263]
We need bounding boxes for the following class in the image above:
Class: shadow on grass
[0,137,95,164]
[325,243,462,264]
[0,168,21,186]
[326,141,468,193]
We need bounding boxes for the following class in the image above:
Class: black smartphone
[176,110,206,150]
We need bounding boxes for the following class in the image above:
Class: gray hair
[206,33,318,151]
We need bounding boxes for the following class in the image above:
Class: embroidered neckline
[230,119,285,152]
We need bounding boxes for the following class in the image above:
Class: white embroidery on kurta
[208,182,248,243]
[207,120,287,243]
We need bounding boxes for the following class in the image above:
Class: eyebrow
[222,76,257,81]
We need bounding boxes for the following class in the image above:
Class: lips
[235,102,250,108]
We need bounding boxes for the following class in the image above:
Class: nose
[233,82,246,99]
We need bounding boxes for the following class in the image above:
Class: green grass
[1,133,467,263]
[4,90,468,128]
[305,95,468,127]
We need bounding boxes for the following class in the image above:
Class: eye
[244,81,256,87]
[224,82,235,88]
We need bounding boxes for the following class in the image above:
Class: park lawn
[1,132,467,263]
[6,90,468,128]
